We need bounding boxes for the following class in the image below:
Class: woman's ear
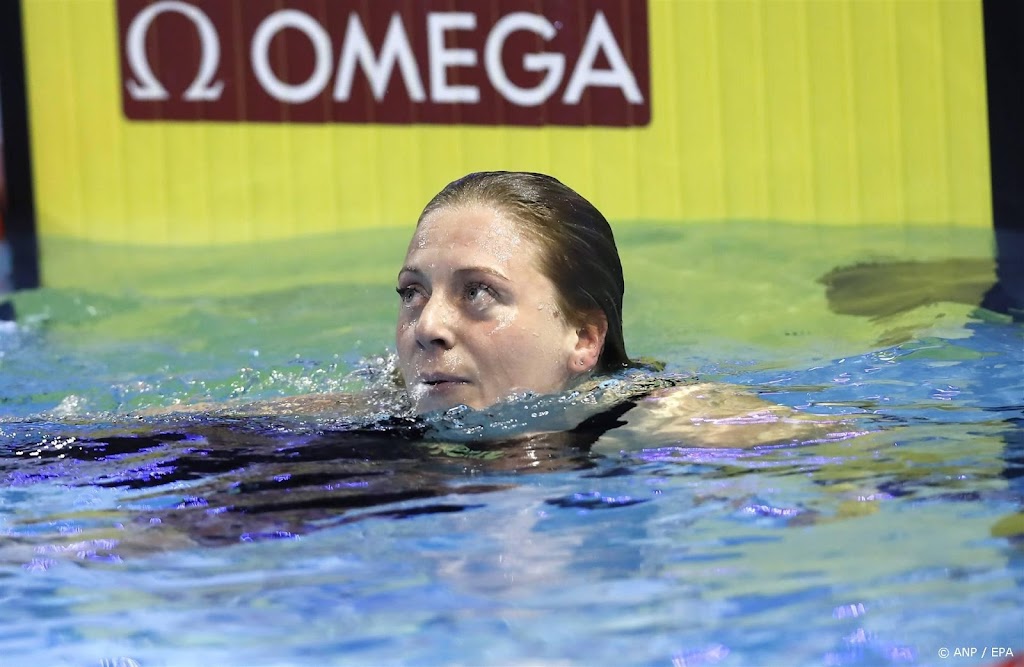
[569,310,608,374]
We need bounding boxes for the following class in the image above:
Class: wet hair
[418,171,631,372]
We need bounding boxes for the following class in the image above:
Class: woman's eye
[396,286,422,304]
[464,282,496,305]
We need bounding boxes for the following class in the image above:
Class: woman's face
[395,204,583,413]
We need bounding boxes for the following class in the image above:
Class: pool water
[0,222,1021,666]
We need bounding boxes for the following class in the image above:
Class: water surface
[1,222,1020,666]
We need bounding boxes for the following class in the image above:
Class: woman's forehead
[409,204,535,262]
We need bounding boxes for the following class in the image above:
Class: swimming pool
[1,222,1021,666]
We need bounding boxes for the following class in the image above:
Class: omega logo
[125,0,224,101]
[117,0,652,127]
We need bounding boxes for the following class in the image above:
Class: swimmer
[396,171,622,414]
[150,171,850,450]
[392,171,846,449]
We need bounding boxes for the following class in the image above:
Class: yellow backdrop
[23,0,991,250]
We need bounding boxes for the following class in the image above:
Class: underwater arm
[134,392,372,420]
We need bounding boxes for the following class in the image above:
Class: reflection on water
[818,258,997,320]
[819,243,1024,348]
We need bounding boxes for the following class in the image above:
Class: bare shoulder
[594,382,851,452]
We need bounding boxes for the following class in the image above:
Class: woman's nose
[414,295,456,349]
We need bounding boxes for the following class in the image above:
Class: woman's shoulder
[594,379,852,452]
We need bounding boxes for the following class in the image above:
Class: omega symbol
[125,0,224,101]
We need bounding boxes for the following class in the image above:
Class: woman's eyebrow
[453,266,510,282]
[398,266,423,279]
[398,265,511,282]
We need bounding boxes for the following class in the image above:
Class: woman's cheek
[477,304,517,336]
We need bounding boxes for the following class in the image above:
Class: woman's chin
[413,382,484,414]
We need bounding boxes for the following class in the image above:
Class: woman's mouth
[419,374,470,391]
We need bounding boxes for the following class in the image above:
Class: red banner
[116,0,651,126]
